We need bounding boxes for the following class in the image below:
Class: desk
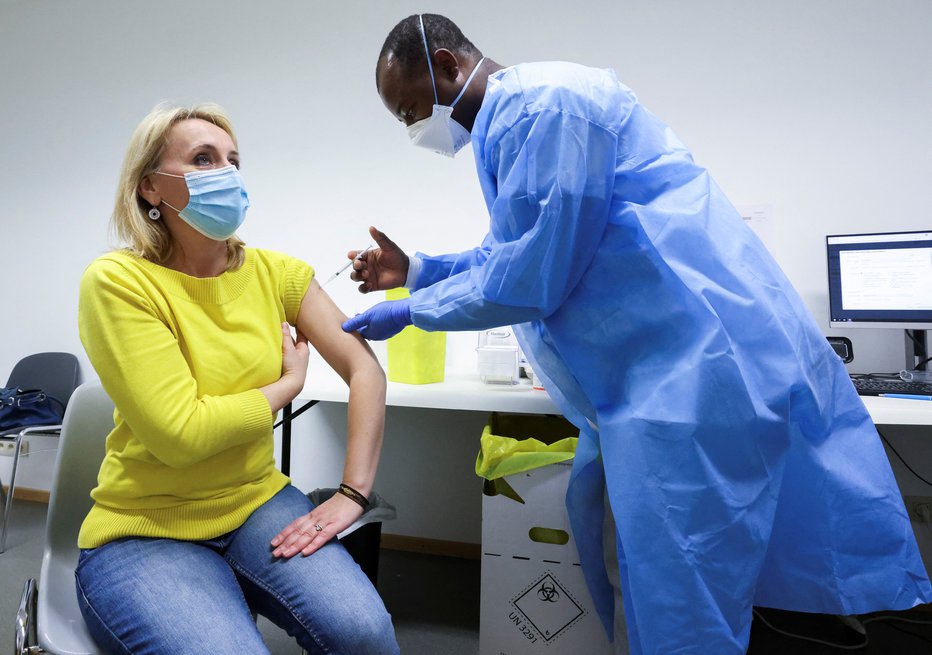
[278,367,932,558]
[295,367,932,421]
[279,365,561,548]
[860,395,932,426]
[280,369,557,475]
[301,370,555,413]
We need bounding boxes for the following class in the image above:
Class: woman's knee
[327,602,399,655]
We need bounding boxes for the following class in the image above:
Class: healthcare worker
[342,13,932,654]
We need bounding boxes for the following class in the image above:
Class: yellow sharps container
[385,288,446,384]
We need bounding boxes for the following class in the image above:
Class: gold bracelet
[338,483,369,510]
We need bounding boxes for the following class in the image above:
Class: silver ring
[314,523,323,532]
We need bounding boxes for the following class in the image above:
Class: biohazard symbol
[512,572,585,643]
[537,581,560,603]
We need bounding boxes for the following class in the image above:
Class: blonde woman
[75,103,399,654]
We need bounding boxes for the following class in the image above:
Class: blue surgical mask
[156,165,249,241]
[408,14,486,158]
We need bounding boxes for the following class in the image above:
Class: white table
[860,395,932,426]
[278,366,932,566]
[293,366,932,425]
[302,370,555,413]
[279,367,932,474]
[279,369,556,475]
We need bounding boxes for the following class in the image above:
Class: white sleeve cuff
[404,254,422,289]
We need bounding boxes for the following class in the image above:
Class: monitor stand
[904,329,930,372]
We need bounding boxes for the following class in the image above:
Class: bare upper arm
[296,278,380,383]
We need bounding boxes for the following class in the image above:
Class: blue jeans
[75,485,399,655]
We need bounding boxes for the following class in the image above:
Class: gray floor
[5,499,932,654]
[0,499,480,655]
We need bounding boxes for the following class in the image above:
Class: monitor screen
[826,230,932,329]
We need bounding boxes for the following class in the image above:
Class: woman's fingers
[295,329,309,347]
[270,497,364,559]
[282,321,297,350]
[271,515,331,558]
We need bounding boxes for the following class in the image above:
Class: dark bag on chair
[0,387,66,433]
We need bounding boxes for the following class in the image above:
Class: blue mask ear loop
[450,56,486,108]
[418,14,439,105]
[418,14,486,110]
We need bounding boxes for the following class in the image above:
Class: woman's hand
[270,492,365,558]
[259,322,309,414]
[280,322,309,388]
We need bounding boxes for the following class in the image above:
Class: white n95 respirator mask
[408,14,485,158]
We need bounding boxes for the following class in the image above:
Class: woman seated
[75,102,399,654]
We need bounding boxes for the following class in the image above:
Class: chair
[17,382,111,655]
[14,383,335,654]
[1,353,80,553]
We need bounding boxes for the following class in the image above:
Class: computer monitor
[826,230,932,329]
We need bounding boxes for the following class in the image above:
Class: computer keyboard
[850,376,932,396]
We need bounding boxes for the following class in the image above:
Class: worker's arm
[409,232,494,290]
[408,108,619,331]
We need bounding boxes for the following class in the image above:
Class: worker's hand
[270,493,364,559]
[350,226,409,293]
[342,298,412,340]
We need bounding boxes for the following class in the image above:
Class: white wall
[2,0,931,540]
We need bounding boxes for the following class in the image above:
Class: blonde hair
[111,102,245,269]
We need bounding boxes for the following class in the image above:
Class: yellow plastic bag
[475,413,579,481]
[385,288,446,384]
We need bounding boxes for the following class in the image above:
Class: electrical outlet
[904,496,932,522]
[0,440,29,458]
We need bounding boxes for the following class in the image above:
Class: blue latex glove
[342,298,412,340]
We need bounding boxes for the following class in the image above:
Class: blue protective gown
[408,62,932,654]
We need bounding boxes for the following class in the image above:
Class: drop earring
[148,207,161,220]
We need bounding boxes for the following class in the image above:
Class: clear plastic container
[477,328,521,385]
[899,369,932,382]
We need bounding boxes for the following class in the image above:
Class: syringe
[323,244,374,286]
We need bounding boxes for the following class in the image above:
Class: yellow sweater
[77,248,313,549]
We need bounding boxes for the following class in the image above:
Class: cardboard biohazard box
[480,459,613,654]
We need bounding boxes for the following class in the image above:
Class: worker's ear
[432,48,461,82]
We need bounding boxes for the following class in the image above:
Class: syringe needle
[324,244,374,286]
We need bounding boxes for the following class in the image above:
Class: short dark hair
[377,14,481,87]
